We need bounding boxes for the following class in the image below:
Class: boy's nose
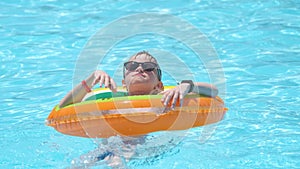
[135,64,144,72]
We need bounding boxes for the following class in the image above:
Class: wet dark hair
[123,51,162,81]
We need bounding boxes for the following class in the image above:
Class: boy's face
[122,54,162,95]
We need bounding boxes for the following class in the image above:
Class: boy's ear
[156,81,164,91]
[122,79,126,88]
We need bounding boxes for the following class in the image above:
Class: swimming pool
[1,0,299,168]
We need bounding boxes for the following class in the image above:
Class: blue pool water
[1,0,300,168]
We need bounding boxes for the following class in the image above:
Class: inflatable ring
[46,86,227,138]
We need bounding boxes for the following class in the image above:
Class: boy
[59,51,218,109]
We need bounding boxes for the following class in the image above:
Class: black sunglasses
[124,61,158,72]
[123,61,162,81]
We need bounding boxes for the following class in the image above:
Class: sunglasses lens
[142,63,156,70]
[143,68,155,72]
[125,62,139,71]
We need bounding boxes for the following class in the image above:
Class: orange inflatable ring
[46,86,227,138]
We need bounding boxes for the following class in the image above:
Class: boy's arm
[192,82,218,97]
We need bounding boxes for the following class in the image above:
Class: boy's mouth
[132,72,146,78]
